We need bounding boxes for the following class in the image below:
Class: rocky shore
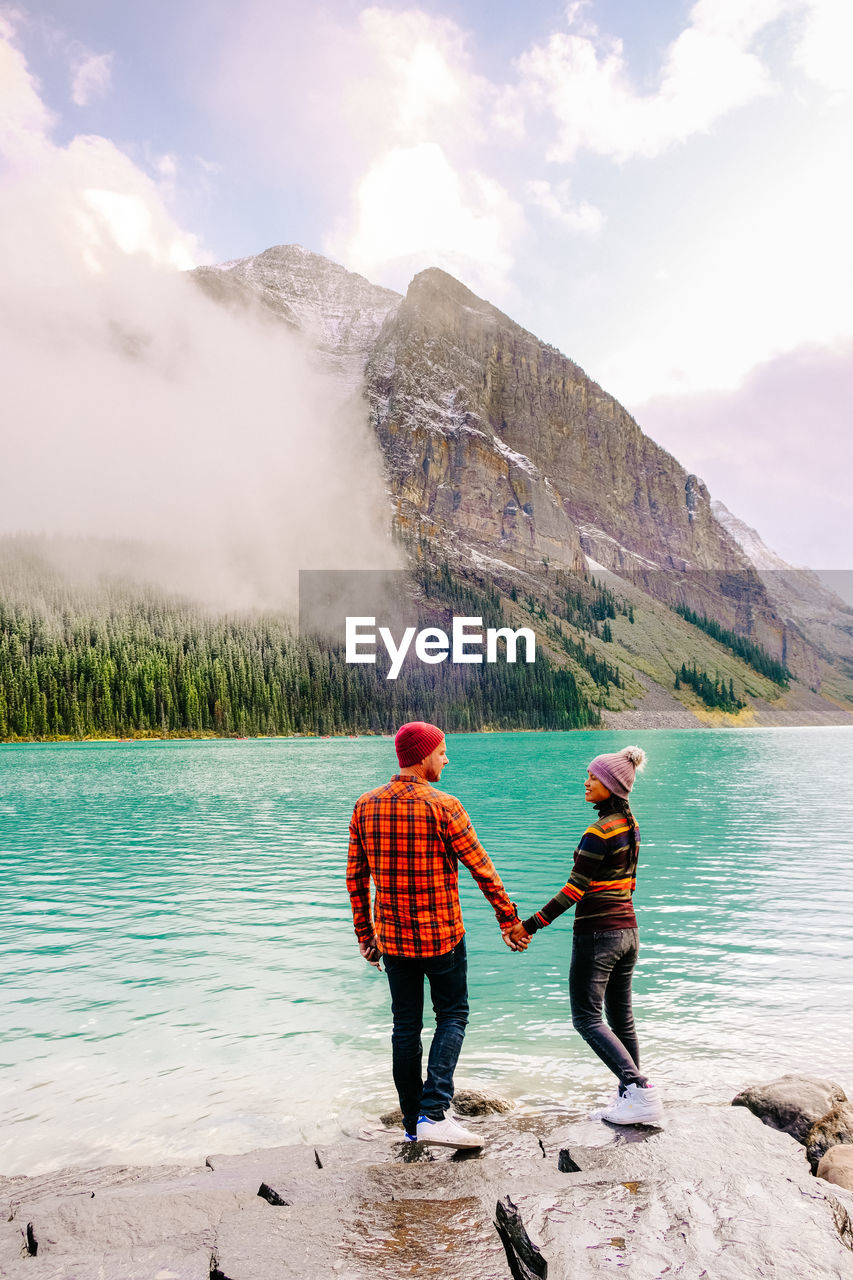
[3,1080,852,1279]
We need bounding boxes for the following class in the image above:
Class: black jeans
[383,937,469,1136]
[569,927,648,1091]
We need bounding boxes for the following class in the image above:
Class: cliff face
[365,268,744,579]
[363,269,808,668]
[365,269,587,571]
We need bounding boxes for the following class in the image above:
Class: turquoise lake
[1,728,852,1175]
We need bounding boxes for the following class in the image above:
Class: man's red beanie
[395,721,445,768]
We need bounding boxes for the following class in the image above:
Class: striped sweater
[522,799,639,936]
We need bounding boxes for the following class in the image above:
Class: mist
[0,23,397,612]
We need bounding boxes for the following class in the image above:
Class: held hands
[501,921,532,952]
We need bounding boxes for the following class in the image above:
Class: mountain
[194,244,400,387]
[193,246,852,727]
[712,499,853,704]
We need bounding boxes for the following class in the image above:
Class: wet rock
[818,1145,853,1192]
[397,1140,435,1163]
[4,1105,853,1278]
[453,1089,514,1116]
[534,1106,853,1277]
[204,1144,320,1180]
[807,1105,853,1173]
[380,1087,513,1128]
[210,1199,342,1280]
[732,1074,847,1144]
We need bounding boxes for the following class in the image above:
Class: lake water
[1,728,852,1176]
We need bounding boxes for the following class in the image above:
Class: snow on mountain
[197,244,401,387]
[711,500,794,571]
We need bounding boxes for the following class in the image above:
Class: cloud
[592,85,853,406]
[525,179,603,235]
[0,21,396,607]
[517,0,782,162]
[0,11,54,162]
[315,8,525,296]
[200,2,509,291]
[197,0,853,472]
[326,141,524,297]
[793,0,853,95]
[632,340,853,568]
[356,6,474,139]
[70,49,113,106]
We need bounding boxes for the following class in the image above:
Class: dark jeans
[383,937,469,1136]
[569,927,648,1091]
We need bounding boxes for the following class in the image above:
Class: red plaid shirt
[347,773,519,957]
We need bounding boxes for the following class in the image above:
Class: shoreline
[3,716,853,746]
[4,1098,852,1278]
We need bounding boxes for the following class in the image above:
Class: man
[347,720,524,1148]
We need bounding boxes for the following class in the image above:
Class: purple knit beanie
[587,746,646,799]
[395,721,445,768]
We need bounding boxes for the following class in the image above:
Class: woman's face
[585,771,611,803]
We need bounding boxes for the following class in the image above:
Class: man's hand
[502,922,531,952]
[359,935,382,968]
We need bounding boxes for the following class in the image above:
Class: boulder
[807,1105,853,1173]
[380,1088,513,1127]
[452,1089,514,1117]
[732,1074,847,1144]
[818,1146,853,1193]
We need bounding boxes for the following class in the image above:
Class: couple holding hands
[346,720,663,1149]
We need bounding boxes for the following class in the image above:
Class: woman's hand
[502,922,531,952]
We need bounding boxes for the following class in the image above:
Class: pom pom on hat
[395,721,445,768]
[587,745,646,799]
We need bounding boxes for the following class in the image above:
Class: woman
[509,745,663,1125]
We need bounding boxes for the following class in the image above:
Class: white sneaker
[416,1114,484,1148]
[589,1090,620,1120]
[600,1082,664,1126]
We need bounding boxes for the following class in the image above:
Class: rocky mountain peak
[193,244,401,385]
[406,267,505,317]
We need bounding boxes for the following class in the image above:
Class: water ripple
[1,728,852,1174]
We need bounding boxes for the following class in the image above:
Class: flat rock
[3,1104,853,1278]
[732,1073,847,1144]
[818,1145,853,1192]
[0,1243,212,1279]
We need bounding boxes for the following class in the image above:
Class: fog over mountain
[0,185,397,611]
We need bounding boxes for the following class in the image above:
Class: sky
[1,0,851,570]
